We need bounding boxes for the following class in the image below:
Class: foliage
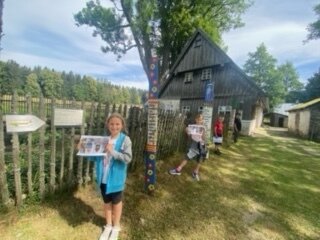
[0,60,145,104]
[25,73,41,96]
[305,68,320,100]
[74,0,252,80]
[243,43,284,108]
[305,3,320,42]
[277,61,303,93]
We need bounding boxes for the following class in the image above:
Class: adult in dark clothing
[233,112,242,143]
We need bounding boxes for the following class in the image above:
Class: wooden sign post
[144,57,159,194]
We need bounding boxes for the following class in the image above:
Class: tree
[38,69,63,98]
[25,73,41,96]
[74,0,252,81]
[277,61,303,93]
[243,43,285,108]
[305,69,320,100]
[305,3,320,42]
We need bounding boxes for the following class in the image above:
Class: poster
[187,124,205,142]
[77,135,109,156]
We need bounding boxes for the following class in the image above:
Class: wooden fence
[0,94,187,206]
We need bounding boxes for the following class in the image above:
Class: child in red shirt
[213,115,224,155]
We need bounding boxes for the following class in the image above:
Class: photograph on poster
[187,124,205,142]
[77,135,109,156]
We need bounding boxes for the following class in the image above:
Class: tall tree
[38,69,63,98]
[305,3,320,42]
[25,73,41,96]
[277,61,303,93]
[243,43,285,108]
[74,0,252,81]
[305,69,320,100]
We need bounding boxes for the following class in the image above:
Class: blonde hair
[105,113,128,134]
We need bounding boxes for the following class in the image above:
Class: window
[198,106,203,113]
[194,36,202,48]
[182,106,190,113]
[184,72,193,83]
[201,68,212,81]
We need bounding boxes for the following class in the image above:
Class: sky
[1,0,320,90]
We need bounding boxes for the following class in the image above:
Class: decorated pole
[203,81,214,146]
[144,57,159,194]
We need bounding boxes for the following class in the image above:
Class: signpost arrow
[5,115,45,133]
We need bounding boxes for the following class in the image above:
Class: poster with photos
[187,124,205,142]
[77,135,109,156]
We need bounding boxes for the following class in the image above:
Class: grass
[1,127,320,240]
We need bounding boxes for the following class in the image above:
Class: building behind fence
[0,94,187,206]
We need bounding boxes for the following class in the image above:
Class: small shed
[158,29,268,135]
[287,98,320,141]
[270,103,294,127]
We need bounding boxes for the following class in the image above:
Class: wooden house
[269,103,294,128]
[158,29,267,135]
[287,98,320,141]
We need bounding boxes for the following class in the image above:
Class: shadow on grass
[122,128,320,239]
[43,185,105,228]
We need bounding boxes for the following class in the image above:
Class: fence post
[11,91,22,205]
[77,101,85,185]
[27,94,33,195]
[39,94,46,200]
[59,99,66,187]
[49,98,56,192]
[0,94,10,205]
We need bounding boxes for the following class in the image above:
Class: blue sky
[1,0,320,90]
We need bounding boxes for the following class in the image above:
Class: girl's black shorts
[100,184,123,204]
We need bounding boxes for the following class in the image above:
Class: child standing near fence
[80,113,132,240]
[213,115,224,155]
[168,114,207,181]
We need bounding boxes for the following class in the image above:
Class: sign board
[54,108,83,126]
[5,115,45,133]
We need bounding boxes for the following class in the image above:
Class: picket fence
[0,93,186,206]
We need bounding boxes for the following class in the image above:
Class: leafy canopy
[74,0,252,81]
[306,3,320,42]
[243,43,303,109]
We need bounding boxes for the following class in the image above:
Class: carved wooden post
[144,57,159,194]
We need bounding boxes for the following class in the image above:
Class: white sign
[5,115,45,133]
[54,108,83,126]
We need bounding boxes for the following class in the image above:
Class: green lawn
[1,127,319,240]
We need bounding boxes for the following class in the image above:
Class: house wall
[242,120,256,135]
[288,112,296,132]
[270,113,288,128]
[288,110,310,136]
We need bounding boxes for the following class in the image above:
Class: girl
[90,113,132,240]
[213,115,224,155]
